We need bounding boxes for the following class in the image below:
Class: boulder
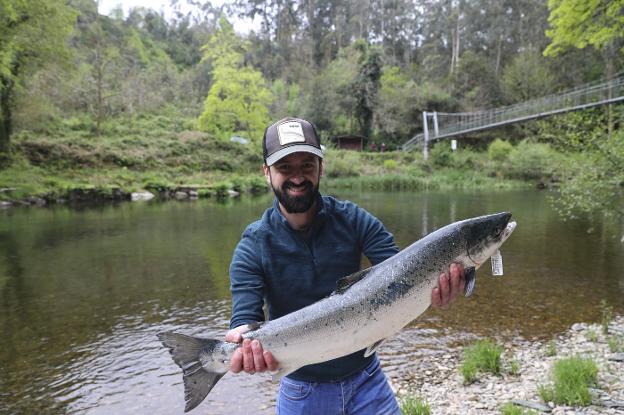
[131,191,155,202]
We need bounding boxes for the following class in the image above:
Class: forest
[0,0,623,218]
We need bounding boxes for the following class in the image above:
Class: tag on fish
[491,249,503,276]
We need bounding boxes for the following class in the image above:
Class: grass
[600,300,614,334]
[608,335,624,353]
[500,402,538,415]
[538,356,598,406]
[460,339,503,384]
[1,114,549,203]
[400,395,431,415]
[545,340,557,357]
[508,359,521,376]
[586,329,599,342]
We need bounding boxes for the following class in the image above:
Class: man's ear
[263,164,271,184]
[319,159,324,177]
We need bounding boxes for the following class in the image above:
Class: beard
[271,178,319,214]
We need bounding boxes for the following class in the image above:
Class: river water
[1,189,623,414]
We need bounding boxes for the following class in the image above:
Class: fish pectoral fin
[464,266,476,297]
[332,267,372,295]
[364,338,386,357]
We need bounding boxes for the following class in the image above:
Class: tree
[538,109,624,220]
[198,17,272,143]
[544,0,624,64]
[352,41,383,138]
[0,0,76,154]
[540,0,624,221]
[501,49,557,103]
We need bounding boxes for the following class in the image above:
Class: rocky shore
[394,316,624,414]
[0,185,245,208]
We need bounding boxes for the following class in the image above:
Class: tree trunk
[495,33,503,76]
[96,49,103,137]
[605,45,615,137]
[450,10,460,75]
[0,75,14,155]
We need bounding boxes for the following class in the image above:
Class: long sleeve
[229,230,265,329]
[353,205,399,265]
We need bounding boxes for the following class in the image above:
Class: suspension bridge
[401,74,624,158]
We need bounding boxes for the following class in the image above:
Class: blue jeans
[276,358,400,415]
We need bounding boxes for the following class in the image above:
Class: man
[226,117,465,414]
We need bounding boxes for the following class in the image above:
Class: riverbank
[394,316,624,414]
[0,115,559,207]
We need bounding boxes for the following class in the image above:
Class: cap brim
[265,145,324,166]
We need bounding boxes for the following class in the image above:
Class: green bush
[538,356,598,406]
[429,142,453,167]
[383,159,398,170]
[505,140,560,180]
[488,139,514,162]
[460,339,503,384]
[323,150,361,178]
[400,395,431,415]
[211,181,232,198]
[452,148,483,169]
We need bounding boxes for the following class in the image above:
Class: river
[1,189,622,414]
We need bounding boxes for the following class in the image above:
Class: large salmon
[159,212,516,412]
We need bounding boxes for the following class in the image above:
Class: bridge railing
[402,74,624,151]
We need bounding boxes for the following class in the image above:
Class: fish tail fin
[158,332,228,412]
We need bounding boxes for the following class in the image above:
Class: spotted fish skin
[159,212,517,412]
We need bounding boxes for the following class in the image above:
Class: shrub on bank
[538,356,598,406]
[488,138,514,163]
[460,339,503,384]
[323,149,362,178]
[504,140,561,181]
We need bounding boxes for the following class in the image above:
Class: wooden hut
[334,135,364,151]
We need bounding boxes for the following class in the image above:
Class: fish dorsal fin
[364,338,386,357]
[332,267,372,295]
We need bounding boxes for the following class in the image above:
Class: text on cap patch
[277,122,305,145]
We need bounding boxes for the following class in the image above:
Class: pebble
[393,316,624,415]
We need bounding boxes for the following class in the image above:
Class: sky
[98,0,172,17]
[97,0,258,33]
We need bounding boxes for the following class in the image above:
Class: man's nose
[289,174,305,185]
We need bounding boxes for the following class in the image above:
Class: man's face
[264,152,322,214]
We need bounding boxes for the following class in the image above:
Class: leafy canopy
[544,0,624,56]
[0,0,76,83]
[198,16,272,143]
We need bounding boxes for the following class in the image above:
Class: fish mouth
[502,221,517,241]
[466,213,516,267]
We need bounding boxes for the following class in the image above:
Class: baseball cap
[263,117,324,166]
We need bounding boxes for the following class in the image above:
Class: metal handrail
[402,74,624,151]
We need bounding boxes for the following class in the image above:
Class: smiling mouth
[285,182,311,195]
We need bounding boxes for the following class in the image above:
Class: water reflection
[0,190,623,414]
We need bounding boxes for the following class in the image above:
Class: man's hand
[225,324,278,374]
[431,262,465,308]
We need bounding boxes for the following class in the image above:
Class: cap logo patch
[277,122,305,145]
